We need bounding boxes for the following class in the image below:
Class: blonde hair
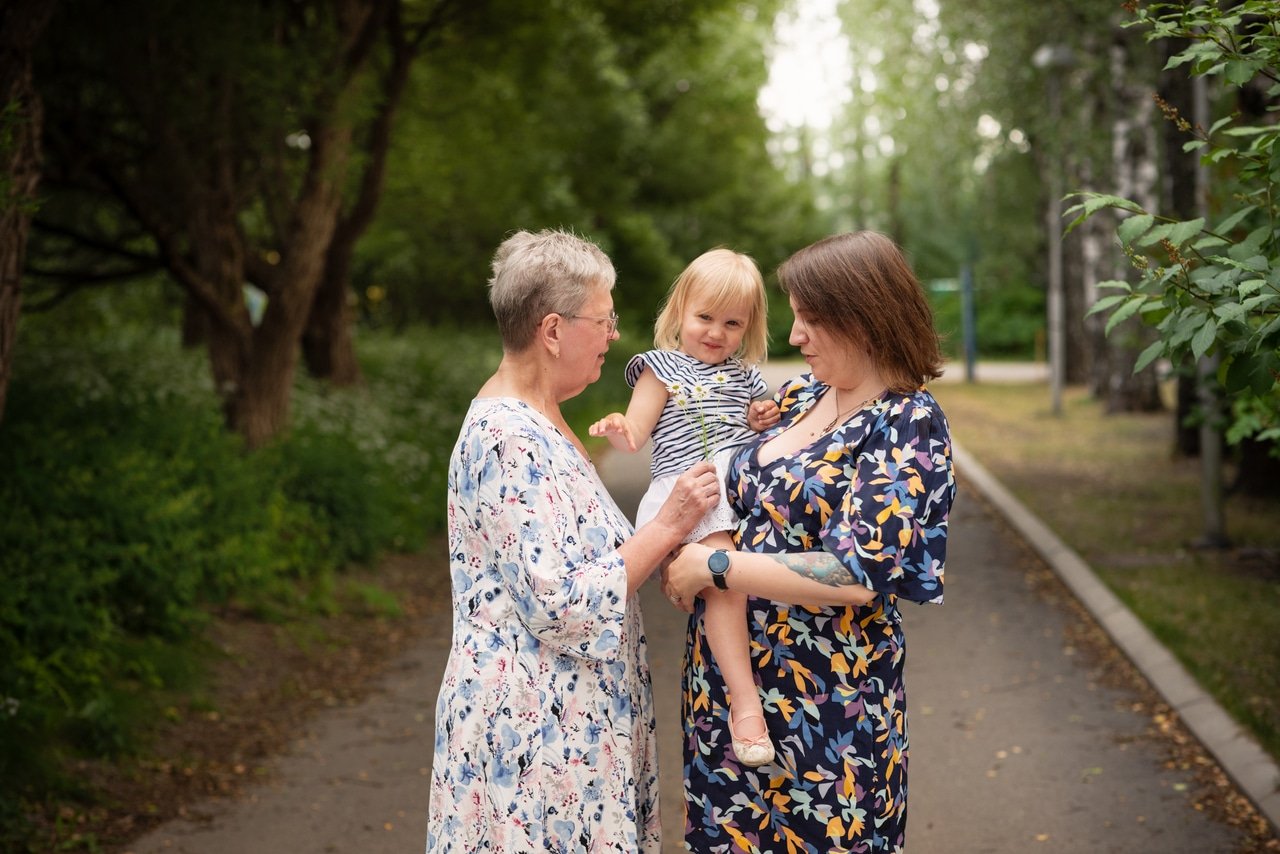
[488,229,615,351]
[652,248,769,365]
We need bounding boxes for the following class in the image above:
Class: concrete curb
[953,441,1280,835]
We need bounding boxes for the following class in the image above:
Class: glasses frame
[564,311,619,334]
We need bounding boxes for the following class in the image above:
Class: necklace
[814,387,880,435]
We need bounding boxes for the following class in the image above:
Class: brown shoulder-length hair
[777,231,943,394]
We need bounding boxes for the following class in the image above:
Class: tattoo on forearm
[773,552,855,587]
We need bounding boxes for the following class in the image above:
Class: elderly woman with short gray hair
[425,229,718,853]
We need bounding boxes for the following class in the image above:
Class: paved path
[934,359,1049,384]
[125,360,1260,853]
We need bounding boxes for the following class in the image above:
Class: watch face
[709,550,730,573]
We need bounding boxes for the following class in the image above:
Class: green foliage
[358,0,822,330]
[1,333,303,775]
[811,0,1103,361]
[0,317,521,844]
[1064,1,1280,449]
[931,276,1044,361]
[275,426,402,567]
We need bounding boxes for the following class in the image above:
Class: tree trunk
[168,166,342,451]
[192,245,316,453]
[1077,167,1109,396]
[301,237,362,385]
[1063,223,1091,384]
[1232,437,1280,498]
[1102,25,1164,413]
[887,156,905,247]
[230,113,352,447]
[1073,28,1108,392]
[219,229,340,450]
[1158,37,1203,456]
[0,0,55,423]
[227,324,298,450]
[182,207,257,436]
[1172,368,1201,456]
[180,291,209,348]
[301,0,426,386]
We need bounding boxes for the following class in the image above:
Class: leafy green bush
[0,319,538,845]
[1,337,313,771]
[930,279,1044,362]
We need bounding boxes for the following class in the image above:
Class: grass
[931,380,1280,764]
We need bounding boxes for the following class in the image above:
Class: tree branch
[22,266,164,312]
[339,0,463,240]
[31,218,160,265]
[90,162,237,331]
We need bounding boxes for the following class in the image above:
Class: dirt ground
[31,553,451,853]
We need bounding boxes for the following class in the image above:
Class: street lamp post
[961,260,977,383]
[1033,44,1075,416]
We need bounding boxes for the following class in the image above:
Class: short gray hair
[488,229,616,351]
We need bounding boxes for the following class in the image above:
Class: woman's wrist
[646,518,687,557]
[690,543,715,588]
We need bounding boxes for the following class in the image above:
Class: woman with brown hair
[664,230,957,853]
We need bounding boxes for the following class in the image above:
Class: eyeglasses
[565,310,619,334]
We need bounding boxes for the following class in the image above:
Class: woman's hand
[619,461,718,597]
[663,542,713,612]
[652,460,719,536]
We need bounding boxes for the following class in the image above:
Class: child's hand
[748,400,780,432]
[589,412,639,452]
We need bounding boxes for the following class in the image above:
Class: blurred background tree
[1066,1,1280,501]
[29,0,487,448]
[358,0,820,333]
[16,0,823,447]
[4,0,1275,484]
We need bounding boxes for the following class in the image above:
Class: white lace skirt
[635,446,739,545]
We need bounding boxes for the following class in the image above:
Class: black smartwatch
[708,548,731,590]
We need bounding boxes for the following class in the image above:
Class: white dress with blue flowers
[426,398,659,853]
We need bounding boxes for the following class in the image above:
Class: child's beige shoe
[728,713,775,767]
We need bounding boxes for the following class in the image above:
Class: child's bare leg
[700,531,767,743]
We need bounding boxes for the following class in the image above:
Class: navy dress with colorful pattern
[680,373,956,854]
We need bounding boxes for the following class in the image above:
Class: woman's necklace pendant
[813,387,880,437]
[815,388,849,436]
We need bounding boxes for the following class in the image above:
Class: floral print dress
[427,398,660,853]
[681,375,956,854]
